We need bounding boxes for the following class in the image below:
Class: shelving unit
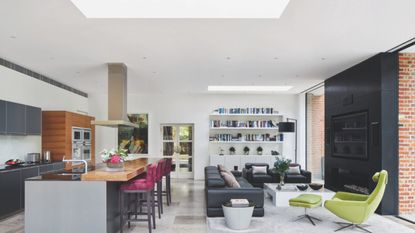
[209,107,284,169]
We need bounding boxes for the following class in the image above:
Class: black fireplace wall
[324,53,399,215]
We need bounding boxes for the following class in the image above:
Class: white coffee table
[264,183,335,207]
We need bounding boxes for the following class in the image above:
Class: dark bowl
[296,184,308,191]
[309,183,323,190]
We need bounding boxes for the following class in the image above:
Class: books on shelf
[210,120,277,128]
[230,199,249,207]
[213,107,277,115]
[210,133,279,142]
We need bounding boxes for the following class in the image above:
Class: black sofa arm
[242,168,253,181]
[206,188,264,209]
[300,169,312,183]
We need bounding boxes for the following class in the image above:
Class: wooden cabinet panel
[6,102,26,135]
[42,111,95,167]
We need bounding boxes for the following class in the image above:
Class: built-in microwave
[72,127,83,142]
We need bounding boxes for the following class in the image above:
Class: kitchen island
[25,158,154,233]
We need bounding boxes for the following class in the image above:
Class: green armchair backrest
[366,170,388,216]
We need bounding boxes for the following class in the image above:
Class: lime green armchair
[324,170,388,233]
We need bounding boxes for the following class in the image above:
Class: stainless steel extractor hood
[91,63,138,128]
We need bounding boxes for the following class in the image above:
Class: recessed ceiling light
[208,85,292,92]
[9,35,16,39]
[226,57,231,60]
[258,75,262,78]
[142,57,147,59]
[321,57,326,60]
[274,57,279,60]
[70,0,290,18]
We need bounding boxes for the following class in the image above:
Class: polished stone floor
[1,179,415,233]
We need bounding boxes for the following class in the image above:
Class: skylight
[70,0,290,19]
[208,86,293,92]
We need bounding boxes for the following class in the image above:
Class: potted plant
[243,146,250,155]
[273,157,292,186]
[229,147,236,155]
[100,148,128,171]
[256,146,263,155]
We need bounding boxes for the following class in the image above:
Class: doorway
[161,124,194,179]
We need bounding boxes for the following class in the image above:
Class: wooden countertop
[81,158,149,181]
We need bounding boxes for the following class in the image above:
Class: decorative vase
[279,173,285,186]
[105,162,124,172]
[257,151,262,155]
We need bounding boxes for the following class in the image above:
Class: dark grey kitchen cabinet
[20,167,39,208]
[39,164,54,174]
[0,170,21,218]
[26,105,41,135]
[6,102,26,135]
[53,162,64,171]
[0,100,5,134]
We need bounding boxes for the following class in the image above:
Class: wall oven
[72,127,92,161]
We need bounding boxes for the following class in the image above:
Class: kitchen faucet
[62,156,88,173]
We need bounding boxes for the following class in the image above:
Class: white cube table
[264,183,335,207]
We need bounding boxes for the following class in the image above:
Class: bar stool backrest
[156,159,166,181]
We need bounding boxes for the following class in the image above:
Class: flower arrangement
[100,148,128,164]
[273,157,292,185]
[273,157,292,174]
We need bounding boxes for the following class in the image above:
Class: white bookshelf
[209,107,284,169]
[209,141,283,144]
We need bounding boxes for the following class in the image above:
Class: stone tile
[174,215,206,225]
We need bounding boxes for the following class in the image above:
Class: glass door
[161,124,194,179]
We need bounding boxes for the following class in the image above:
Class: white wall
[89,92,300,180]
[0,65,89,162]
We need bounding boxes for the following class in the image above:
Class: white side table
[222,204,254,230]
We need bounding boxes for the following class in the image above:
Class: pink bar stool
[163,158,172,205]
[120,163,157,233]
[154,159,166,217]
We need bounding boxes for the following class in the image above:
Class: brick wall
[306,94,325,179]
[399,53,415,214]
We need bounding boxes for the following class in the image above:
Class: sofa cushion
[245,163,269,170]
[236,177,253,188]
[287,165,301,175]
[252,166,267,174]
[220,171,240,188]
[217,164,227,172]
[252,174,273,183]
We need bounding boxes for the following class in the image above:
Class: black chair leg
[151,189,156,229]
[158,181,164,214]
[146,191,152,233]
[119,191,124,233]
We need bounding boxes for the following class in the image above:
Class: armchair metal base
[293,209,322,226]
[334,222,371,233]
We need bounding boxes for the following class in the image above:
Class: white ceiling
[0,0,414,95]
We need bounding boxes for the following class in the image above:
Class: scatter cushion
[217,164,227,172]
[252,166,267,174]
[287,165,301,175]
[220,171,240,188]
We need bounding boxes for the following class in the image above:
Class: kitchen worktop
[0,161,62,172]
[81,158,148,181]
[27,158,152,182]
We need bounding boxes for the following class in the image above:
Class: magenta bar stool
[163,158,173,205]
[120,163,157,233]
[155,159,166,217]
